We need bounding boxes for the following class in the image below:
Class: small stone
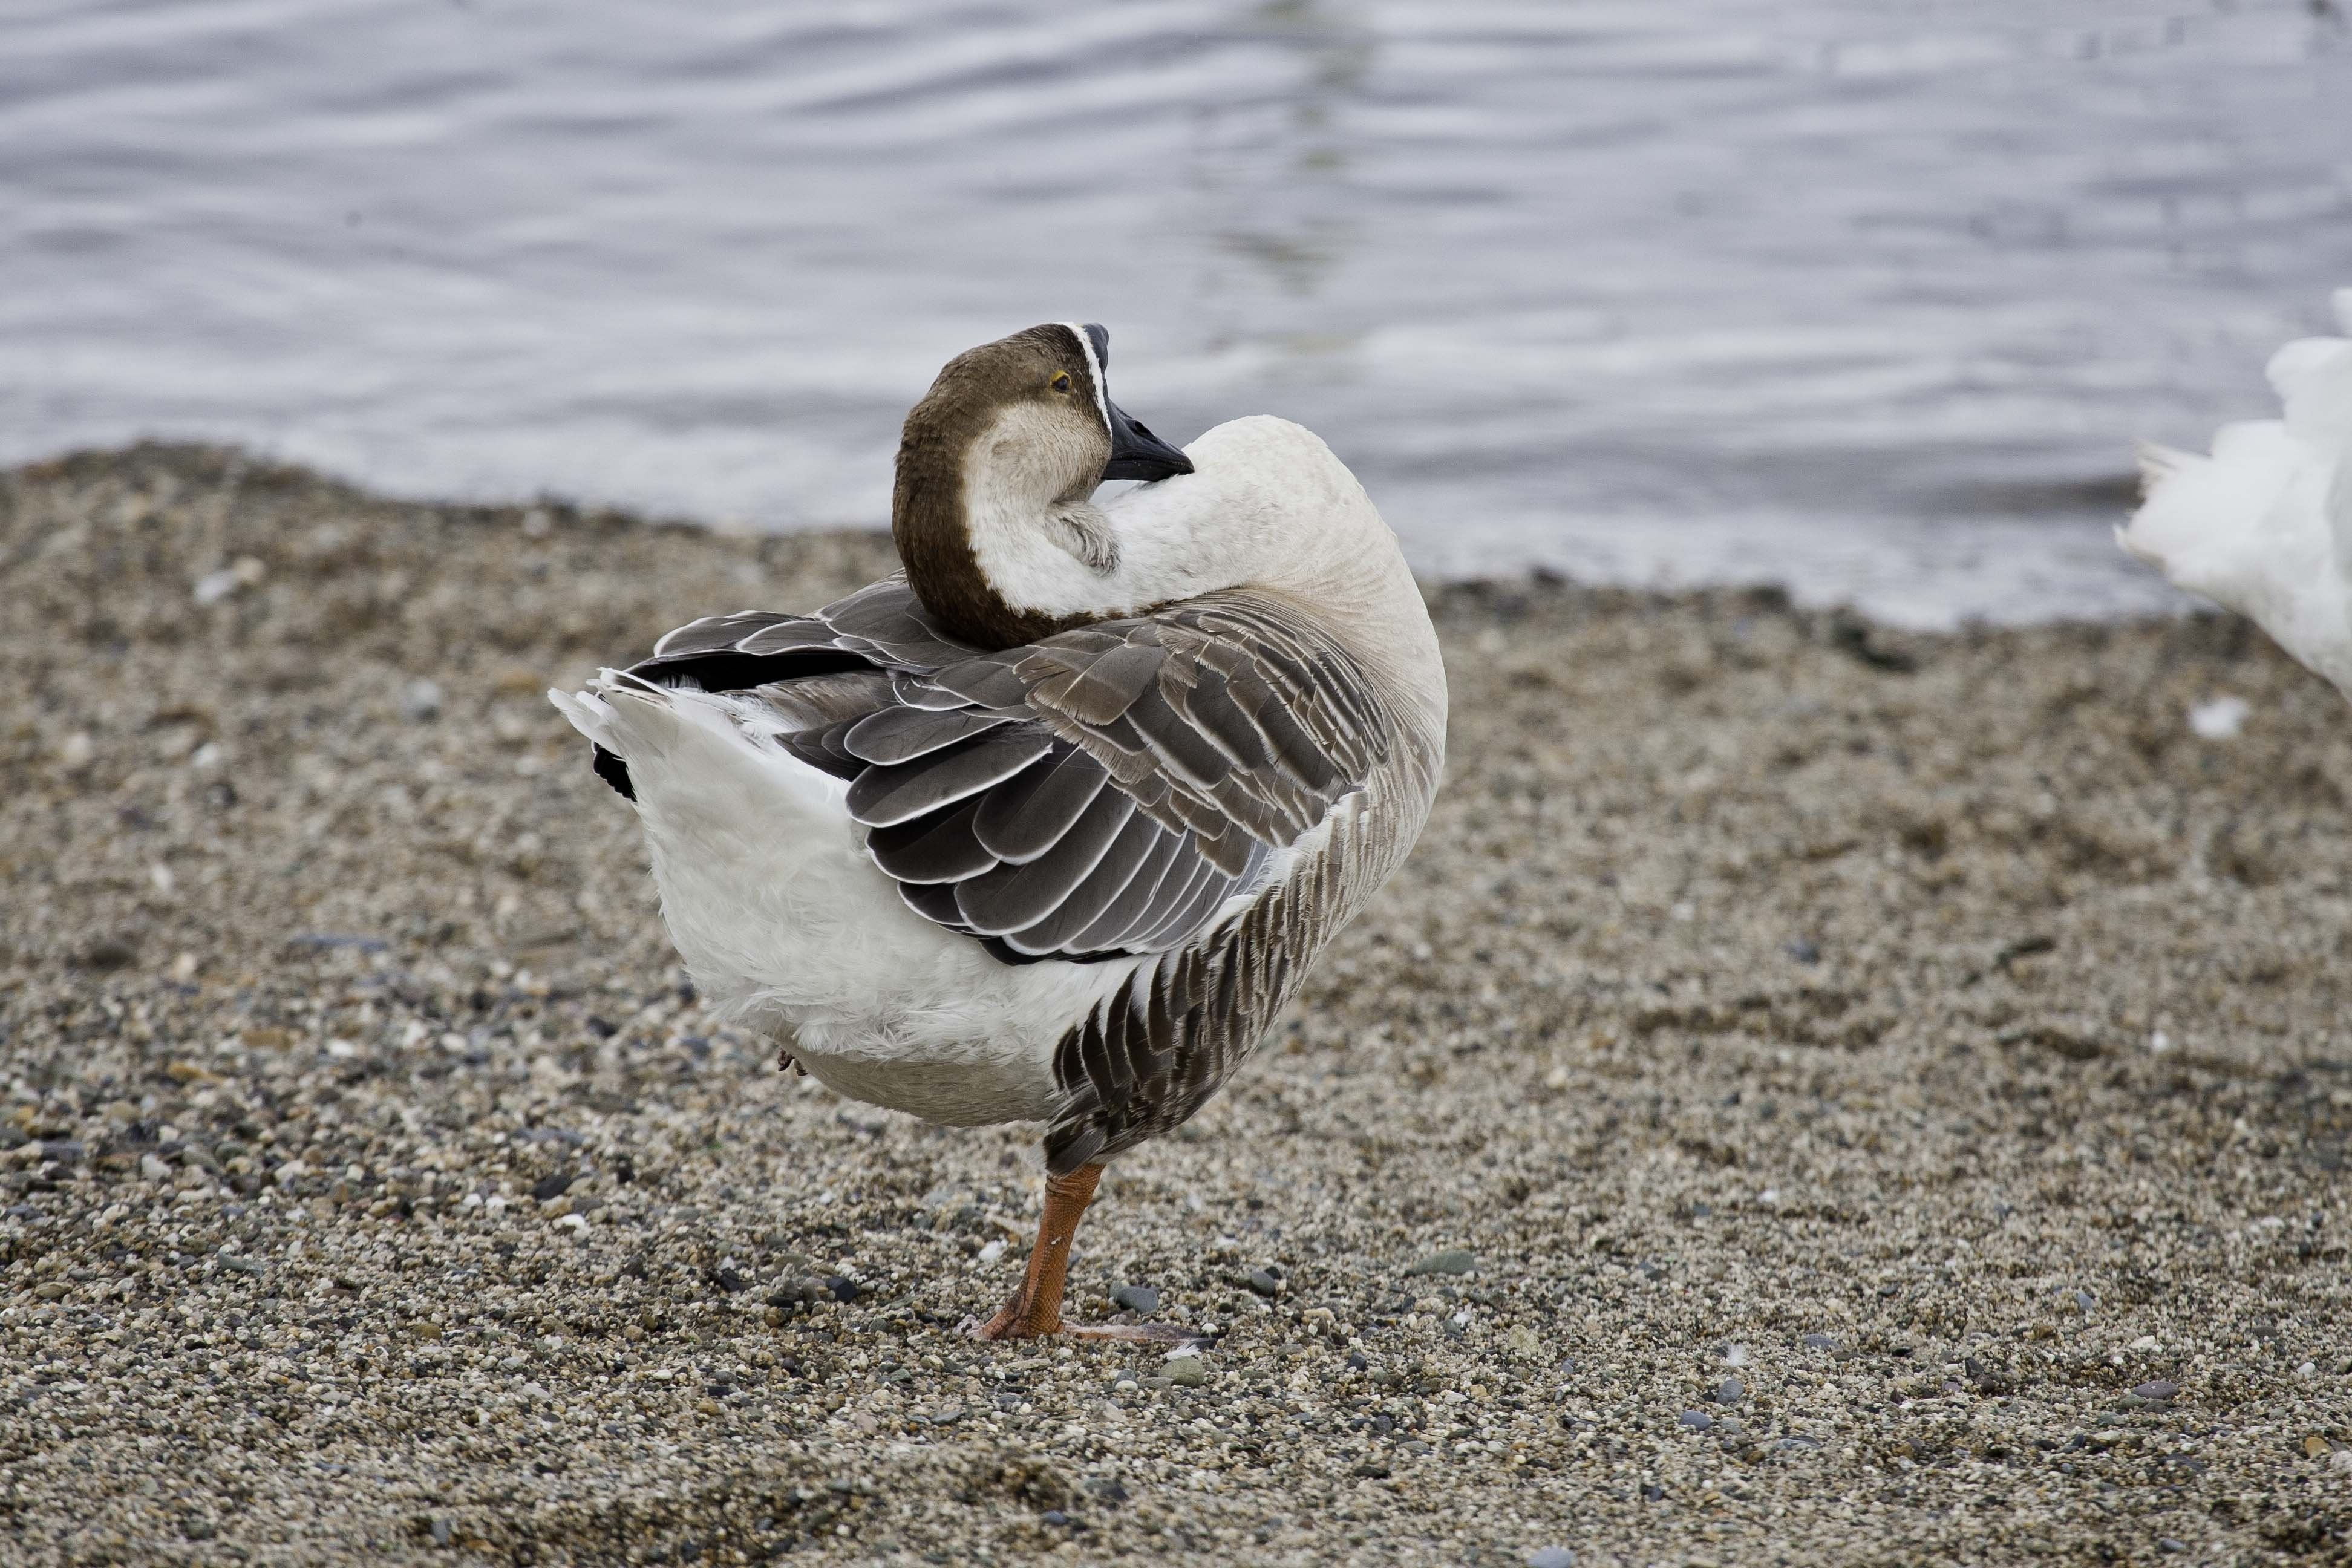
[825,1275,858,1303]
[1785,938,1821,964]
[430,1518,452,1547]
[77,938,139,972]
[2073,1290,2096,1313]
[1527,1549,1576,1568]
[1713,1377,1744,1404]
[401,679,445,722]
[2306,1435,2331,1458]
[2158,1541,2186,1555]
[1040,1510,1070,1527]
[531,1172,573,1203]
[1677,1409,1713,1431]
[2187,694,2250,740]
[1406,1249,1476,1277]
[1243,1269,1281,1297]
[1345,1351,1368,1371]
[1802,1333,1838,1351]
[2131,1380,2178,1402]
[1166,1357,1208,1388]
[1111,1284,1160,1314]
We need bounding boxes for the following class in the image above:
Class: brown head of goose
[550,322,1446,1342]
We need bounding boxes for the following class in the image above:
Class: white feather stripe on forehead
[1061,321,1112,434]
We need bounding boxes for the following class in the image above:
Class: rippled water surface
[6,1,2349,624]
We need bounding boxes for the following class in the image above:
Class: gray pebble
[1166,1357,1209,1388]
[1408,1249,1477,1277]
[1110,1284,1160,1313]
[1243,1268,1282,1297]
[1713,1377,1744,1404]
[76,938,138,972]
[400,678,445,722]
[1802,1333,1838,1351]
[1527,1549,1576,1568]
[1677,1409,1713,1431]
[2132,1380,2179,1402]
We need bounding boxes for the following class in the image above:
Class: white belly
[567,678,1137,1126]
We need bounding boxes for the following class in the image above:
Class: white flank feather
[548,670,1136,1126]
[2117,287,2352,701]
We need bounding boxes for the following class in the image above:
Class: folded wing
[599,575,1394,965]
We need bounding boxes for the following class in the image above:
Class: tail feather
[550,670,693,803]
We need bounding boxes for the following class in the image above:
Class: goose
[2118,287,2352,703]
[550,324,1447,1342]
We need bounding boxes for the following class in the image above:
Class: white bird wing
[2118,288,2352,701]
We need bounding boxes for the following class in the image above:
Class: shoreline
[2,444,2347,1565]
[9,437,2190,635]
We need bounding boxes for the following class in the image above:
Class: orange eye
[1050,371,1072,392]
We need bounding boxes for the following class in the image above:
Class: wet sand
[2,445,2347,1565]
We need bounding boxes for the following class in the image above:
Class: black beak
[1084,321,1194,483]
[1103,399,1194,482]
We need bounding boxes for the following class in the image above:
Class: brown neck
[892,414,1086,652]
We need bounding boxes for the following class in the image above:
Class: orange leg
[967,1163,1204,1346]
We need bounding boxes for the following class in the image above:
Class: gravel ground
[4,443,2350,1567]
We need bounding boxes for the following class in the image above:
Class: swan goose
[2119,288,2352,703]
[550,324,1447,1342]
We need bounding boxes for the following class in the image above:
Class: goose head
[893,322,1194,648]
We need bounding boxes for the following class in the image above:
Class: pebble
[1407,1249,1477,1277]
[1243,1268,1282,1297]
[2131,1380,2178,1402]
[76,938,138,972]
[1110,1284,1161,1313]
[1713,1377,1744,1404]
[1527,1549,1576,1568]
[1165,1358,1209,1389]
[1677,1410,1714,1431]
[400,678,445,721]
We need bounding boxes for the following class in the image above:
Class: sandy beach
[3,443,2348,1566]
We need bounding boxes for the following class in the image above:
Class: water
[5,0,2348,627]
